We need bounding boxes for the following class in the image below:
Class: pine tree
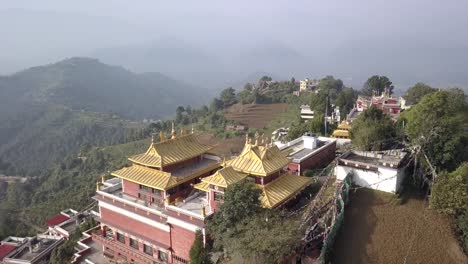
[189,230,211,264]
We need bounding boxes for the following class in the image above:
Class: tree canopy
[431,162,468,216]
[350,106,399,150]
[362,75,393,96]
[403,82,437,105]
[189,230,211,264]
[402,89,468,171]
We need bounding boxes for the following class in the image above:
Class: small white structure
[300,105,314,120]
[335,150,408,193]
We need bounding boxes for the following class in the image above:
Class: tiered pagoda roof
[129,133,213,168]
[197,166,247,189]
[260,174,312,208]
[225,135,290,176]
[111,164,178,190]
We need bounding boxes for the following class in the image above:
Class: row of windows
[139,184,163,196]
[115,232,168,262]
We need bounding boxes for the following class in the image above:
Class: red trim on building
[46,214,70,226]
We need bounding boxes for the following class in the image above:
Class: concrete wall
[335,165,402,193]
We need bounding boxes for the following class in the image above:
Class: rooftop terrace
[5,235,63,262]
[278,135,336,162]
[339,150,407,168]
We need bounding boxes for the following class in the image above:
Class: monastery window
[158,250,168,262]
[129,238,139,249]
[143,244,153,256]
[116,232,125,243]
[139,184,150,192]
[152,188,162,196]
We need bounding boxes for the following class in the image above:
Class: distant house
[1,235,64,264]
[335,150,408,193]
[277,134,337,175]
[299,78,320,92]
[226,124,247,131]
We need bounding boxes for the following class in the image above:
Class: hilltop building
[354,91,402,120]
[300,105,315,120]
[0,235,63,264]
[194,133,313,209]
[276,135,337,175]
[335,150,408,193]
[300,79,320,92]
[93,127,221,264]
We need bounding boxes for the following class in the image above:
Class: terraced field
[224,103,289,129]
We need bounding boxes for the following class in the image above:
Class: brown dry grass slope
[224,103,289,129]
[332,188,467,264]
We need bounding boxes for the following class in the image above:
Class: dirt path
[332,188,467,264]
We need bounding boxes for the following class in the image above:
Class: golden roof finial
[96,181,101,191]
[151,133,155,144]
[245,133,249,145]
[159,131,166,142]
[222,156,227,166]
[261,133,265,145]
[254,131,259,146]
[171,121,177,139]
[191,123,195,134]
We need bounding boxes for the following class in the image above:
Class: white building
[299,78,319,92]
[335,150,408,193]
[300,105,314,120]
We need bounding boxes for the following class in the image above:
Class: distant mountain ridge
[0,57,204,120]
[0,57,207,172]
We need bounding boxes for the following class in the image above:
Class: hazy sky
[1,0,468,89]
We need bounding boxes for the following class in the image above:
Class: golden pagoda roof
[111,164,178,190]
[226,137,290,176]
[193,181,210,192]
[332,129,349,138]
[260,174,313,208]
[129,133,213,168]
[201,166,248,188]
[337,121,351,130]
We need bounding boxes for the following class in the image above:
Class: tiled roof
[129,134,213,168]
[201,166,247,188]
[0,244,17,260]
[332,130,349,138]
[260,174,313,208]
[193,181,210,192]
[46,214,70,226]
[226,143,290,176]
[337,121,351,130]
[111,165,178,190]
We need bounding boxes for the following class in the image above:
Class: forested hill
[0,57,204,120]
[0,57,206,174]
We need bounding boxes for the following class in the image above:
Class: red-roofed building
[0,244,17,261]
[46,214,69,227]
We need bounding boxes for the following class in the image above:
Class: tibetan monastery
[93,127,221,264]
[195,133,313,210]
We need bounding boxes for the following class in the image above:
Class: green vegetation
[402,89,468,171]
[431,163,468,216]
[403,82,437,105]
[362,75,393,96]
[457,210,468,253]
[189,230,211,264]
[207,181,301,263]
[350,106,399,150]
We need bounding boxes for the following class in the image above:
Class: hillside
[0,57,209,172]
[224,103,289,129]
[0,57,204,120]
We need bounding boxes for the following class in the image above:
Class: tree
[335,88,358,118]
[176,106,185,123]
[403,83,437,105]
[430,163,468,215]
[403,90,468,171]
[207,181,261,249]
[210,98,223,112]
[189,230,211,264]
[362,75,393,96]
[457,209,468,253]
[317,76,344,101]
[350,106,398,150]
[219,87,237,108]
[50,239,75,264]
[260,76,272,82]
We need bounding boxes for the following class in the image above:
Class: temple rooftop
[129,133,214,168]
